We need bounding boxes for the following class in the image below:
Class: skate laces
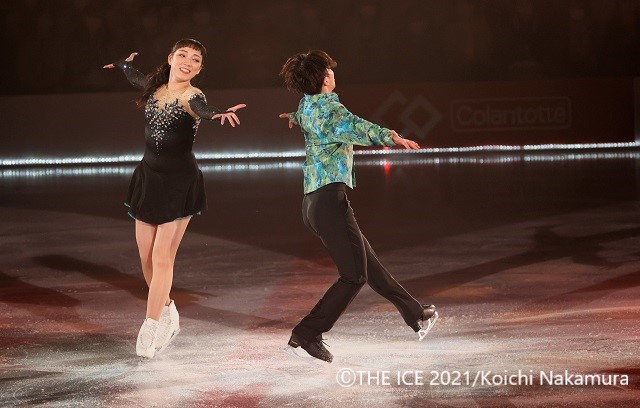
[313,336,330,349]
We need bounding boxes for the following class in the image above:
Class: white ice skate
[155,300,180,353]
[136,318,159,359]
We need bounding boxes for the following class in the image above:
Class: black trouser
[293,182,423,340]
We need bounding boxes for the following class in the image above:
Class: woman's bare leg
[146,217,191,320]
[135,220,157,287]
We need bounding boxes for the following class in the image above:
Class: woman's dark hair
[280,50,337,95]
[137,38,207,107]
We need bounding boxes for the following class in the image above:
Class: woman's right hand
[103,52,138,69]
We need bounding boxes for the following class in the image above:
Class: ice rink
[1,151,639,407]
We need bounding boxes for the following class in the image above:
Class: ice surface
[2,161,640,407]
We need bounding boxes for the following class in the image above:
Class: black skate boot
[411,304,438,341]
[287,332,333,363]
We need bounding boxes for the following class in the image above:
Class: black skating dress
[116,60,220,225]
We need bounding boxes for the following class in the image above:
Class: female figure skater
[104,39,246,359]
[279,50,438,363]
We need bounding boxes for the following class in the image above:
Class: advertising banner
[341,78,635,147]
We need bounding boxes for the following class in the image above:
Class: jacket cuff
[381,129,396,147]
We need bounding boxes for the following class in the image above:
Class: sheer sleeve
[188,92,220,120]
[114,60,148,91]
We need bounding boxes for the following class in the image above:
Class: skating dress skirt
[125,95,206,225]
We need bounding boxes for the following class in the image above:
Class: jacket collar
[304,92,338,103]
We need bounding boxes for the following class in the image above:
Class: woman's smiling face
[168,47,203,82]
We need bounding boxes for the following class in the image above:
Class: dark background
[2,0,639,96]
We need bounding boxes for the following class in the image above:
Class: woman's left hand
[103,52,138,69]
[212,104,247,127]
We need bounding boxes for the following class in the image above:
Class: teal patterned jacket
[290,92,396,194]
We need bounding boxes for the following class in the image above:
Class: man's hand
[391,130,420,149]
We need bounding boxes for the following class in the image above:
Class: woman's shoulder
[180,87,207,120]
[185,86,206,100]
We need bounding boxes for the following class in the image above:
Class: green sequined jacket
[290,92,395,194]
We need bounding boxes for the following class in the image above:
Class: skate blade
[418,311,439,342]
[282,346,330,365]
[137,353,155,362]
[282,345,311,359]
[155,328,181,354]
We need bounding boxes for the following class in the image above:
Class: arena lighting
[0,167,134,178]
[357,141,640,155]
[3,152,639,179]
[1,142,639,167]
[0,152,304,167]
[0,155,144,167]
[199,161,300,172]
[0,162,305,179]
[358,152,640,166]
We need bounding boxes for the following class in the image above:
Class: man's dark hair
[280,50,337,95]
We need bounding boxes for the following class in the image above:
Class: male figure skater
[279,50,438,363]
